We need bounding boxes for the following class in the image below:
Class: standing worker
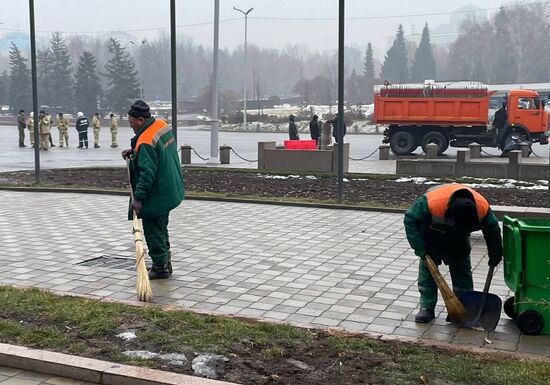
[92,112,101,148]
[109,113,118,148]
[39,110,52,151]
[45,111,55,147]
[330,113,346,143]
[493,101,508,148]
[75,111,89,149]
[309,114,320,146]
[27,112,34,147]
[288,114,299,140]
[56,112,70,147]
[122,100,184,280]
[17,109,27,147]
[404,184,503,323]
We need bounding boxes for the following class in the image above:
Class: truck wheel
[517,310,544,335]
[421,131,448,154]
[504,297,517,320]
[390,131,417,155]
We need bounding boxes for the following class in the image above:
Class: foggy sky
[1,0,515,54]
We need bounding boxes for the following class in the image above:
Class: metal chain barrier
[230,148,257,162]
[191,147,209,161]
[349,147,379,161]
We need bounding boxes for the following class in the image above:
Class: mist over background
[1,0,548,115]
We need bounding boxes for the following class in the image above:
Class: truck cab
[503,90,549,148]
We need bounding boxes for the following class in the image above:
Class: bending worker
[404,184,503,323]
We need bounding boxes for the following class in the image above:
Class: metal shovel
[459,266,502,331]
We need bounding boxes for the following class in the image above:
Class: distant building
[404,5,489,47]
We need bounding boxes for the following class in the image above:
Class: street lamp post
[233,6,253,130]
[129,40,147,100]
[28,0,40,184]
[336,0,345,203]
[209,0,220,164]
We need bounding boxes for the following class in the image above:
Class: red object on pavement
[284,140,317,150]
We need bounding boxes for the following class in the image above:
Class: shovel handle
[483,265,495,293]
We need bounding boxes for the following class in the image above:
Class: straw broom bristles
[132,211,153,302]
[126,158,153,302]
[424,255,466,325]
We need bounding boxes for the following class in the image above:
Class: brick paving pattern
[0,191,548,357]
[0,366,97,385]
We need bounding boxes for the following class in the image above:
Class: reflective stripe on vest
[134,119,171,153]
[425,184,489,220]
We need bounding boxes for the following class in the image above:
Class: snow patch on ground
[395,177,548,190]
[259,174,316,180]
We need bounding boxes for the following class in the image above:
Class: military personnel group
[16,109,119,150]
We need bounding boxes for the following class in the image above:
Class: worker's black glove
[488,254,502,267]
[121,148,133,160]
[131,199,142,214]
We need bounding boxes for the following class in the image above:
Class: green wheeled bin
[502,216,550,335]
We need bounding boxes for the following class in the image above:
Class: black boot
[415,309,435,323]
[148,266,170,280]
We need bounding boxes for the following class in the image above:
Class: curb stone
[0,185,548,218]
[0,343,238,385]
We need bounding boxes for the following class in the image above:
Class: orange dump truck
[374,85,549,155]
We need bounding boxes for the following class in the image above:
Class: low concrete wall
[397,149,549,181]
[258,142,349,172]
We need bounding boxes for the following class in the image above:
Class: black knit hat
[446,195,479,227]
[127,100,151,118]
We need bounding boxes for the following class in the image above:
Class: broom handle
[125,158,138,214]
[424,254,453,294]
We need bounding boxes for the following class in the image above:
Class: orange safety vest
[134,119,171,153]
[425,184,489,222]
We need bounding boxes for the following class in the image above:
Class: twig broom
[424,254,466,325]
[126,159,153,302]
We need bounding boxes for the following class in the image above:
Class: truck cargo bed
[374,95,489,126]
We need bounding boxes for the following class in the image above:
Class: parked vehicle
[374,83,549,155]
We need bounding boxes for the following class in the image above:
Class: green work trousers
[418,256,473,310]
[142,212,171,270]
[18,126,25,146]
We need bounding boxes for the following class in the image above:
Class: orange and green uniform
[128,117,185,271]
[404,184,502,310]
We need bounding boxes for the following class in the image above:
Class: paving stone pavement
[0,366,97,385]
[0,191,548,358]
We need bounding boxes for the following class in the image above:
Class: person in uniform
[110,113,118,148]
[17,109,27,147]
[39,110,52,151]
[75,112,89,149]
[404,184,503,323]
[122,100,185,279]
[27,112,35,147]
[56,113,70,147]
[92,112,101,148]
